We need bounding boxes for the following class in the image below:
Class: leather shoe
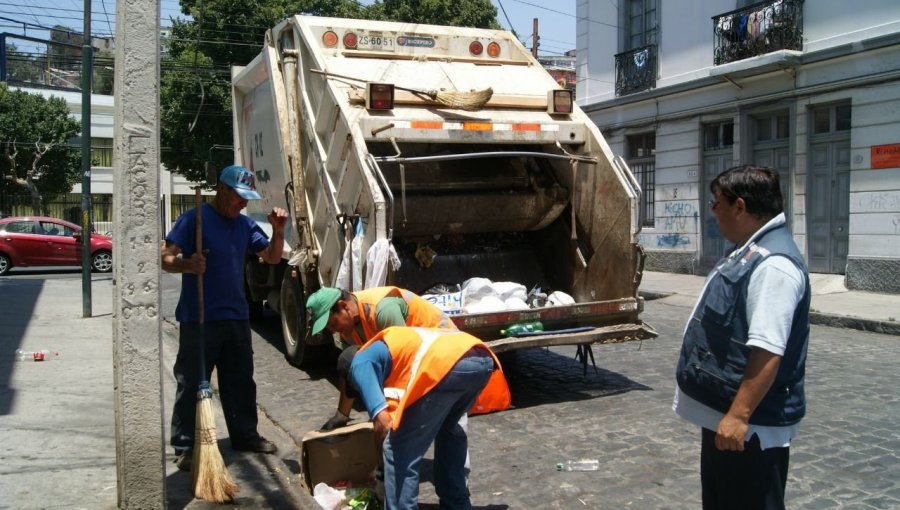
[174,452,192,472]
[232,436,277,454]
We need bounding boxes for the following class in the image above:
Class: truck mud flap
[484,322,659,354]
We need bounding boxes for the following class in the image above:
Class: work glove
[321,410,350,431]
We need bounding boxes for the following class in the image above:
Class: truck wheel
[280,269,327,367]
[247,283,265,321]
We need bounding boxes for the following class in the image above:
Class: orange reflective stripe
[411,120,443,129]
[463,122,493,131]
[512,123,540,131]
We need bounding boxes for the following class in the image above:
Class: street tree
[372,0,500,28]
[0,84,81,215]
[160,50,233,182]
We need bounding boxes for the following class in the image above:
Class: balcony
[615,44,657,96]
[713,0,804,66]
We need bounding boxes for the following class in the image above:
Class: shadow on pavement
[500,347,652,409]
[0,279,43,416]
[166,438,305,509]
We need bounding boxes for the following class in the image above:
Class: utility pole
[532,18,539,59]
[112,0,165,505]
[80,0,92,317]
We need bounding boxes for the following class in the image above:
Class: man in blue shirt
[674,165,810,510]
[161,165,288,471]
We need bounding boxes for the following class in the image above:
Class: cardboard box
[300,421,381,494]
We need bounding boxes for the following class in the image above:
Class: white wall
[577,0,900,108]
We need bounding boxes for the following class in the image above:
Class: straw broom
[310,68,493,111]
[190,187,238,503]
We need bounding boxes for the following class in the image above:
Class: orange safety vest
[350,286,456,346]
[358,327,511,429]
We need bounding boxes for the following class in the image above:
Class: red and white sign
[871,143,900,169]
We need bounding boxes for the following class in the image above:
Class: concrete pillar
[112,0,166,506]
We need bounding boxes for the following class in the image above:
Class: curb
[640,291,900,337]
[809,312,900,336]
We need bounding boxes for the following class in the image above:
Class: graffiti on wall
[657,233,691,247]
[661,201,699,231]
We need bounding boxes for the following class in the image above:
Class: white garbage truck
[232,15,657,366]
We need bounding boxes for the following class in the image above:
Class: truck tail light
[343,32,358,49]
[469,41,483,56]
[322,31,338,48]
[487,41,501,58]
[548,89,573,115]
[366,83,395,110]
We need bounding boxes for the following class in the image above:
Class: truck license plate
[359,33,394,51]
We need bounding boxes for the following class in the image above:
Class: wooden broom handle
[195,187,204,325]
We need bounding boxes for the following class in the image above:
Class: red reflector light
[322,31,338,47]
[343,32,358,49]
[548,89,574,114]
[366,83,395,110]
[487,41,501,58]
[469,41,484,56]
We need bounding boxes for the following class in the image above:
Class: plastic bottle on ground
[15,349,58,361]
[556,459,600,471]
[500,321,544,337]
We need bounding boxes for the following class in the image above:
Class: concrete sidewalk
[0,275,315,510]
[639,270,900,336]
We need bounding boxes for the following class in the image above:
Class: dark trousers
[170,320,259,453]
[701,428,790,510]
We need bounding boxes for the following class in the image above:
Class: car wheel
[0,253,11,275]
[91,250,113,272]
[280,269,329,367]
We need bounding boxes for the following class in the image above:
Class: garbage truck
[232,15,657,367]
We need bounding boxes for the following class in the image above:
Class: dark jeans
[701,428,790,510]
[170,320,259,454]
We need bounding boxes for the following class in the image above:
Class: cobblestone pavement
[170,289,900,509]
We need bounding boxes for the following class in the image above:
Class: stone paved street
[160,268,900,509]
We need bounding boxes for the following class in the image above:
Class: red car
[0,216,113,275]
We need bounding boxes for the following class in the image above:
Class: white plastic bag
[365,239,401,288]
[336,220,365,291]
[547,290,576,306]
[312,482,343,510]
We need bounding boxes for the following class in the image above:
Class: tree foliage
[160,51,233,180]
[372,0,499,28]
[0,84,81,215]
[159,0,499,182]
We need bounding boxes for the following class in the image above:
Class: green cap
[306,287,342,335]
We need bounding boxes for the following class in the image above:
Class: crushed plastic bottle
[556,459,600,471]
[15,349,59,362]
[500,321,544,337]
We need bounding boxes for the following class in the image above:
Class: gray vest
[676,222,810,426]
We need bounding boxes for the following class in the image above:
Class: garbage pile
[422,277,574,315]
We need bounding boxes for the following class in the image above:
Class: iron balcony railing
[615,44,657,96]
[713,0,804,66]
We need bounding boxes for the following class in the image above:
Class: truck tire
[280,269,328,367]
[247,285,265,322]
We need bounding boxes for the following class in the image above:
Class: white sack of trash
[422,278,574,315]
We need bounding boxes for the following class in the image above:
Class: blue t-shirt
[167,203,269,322]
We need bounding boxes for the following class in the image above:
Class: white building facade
[577,0,900,293]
